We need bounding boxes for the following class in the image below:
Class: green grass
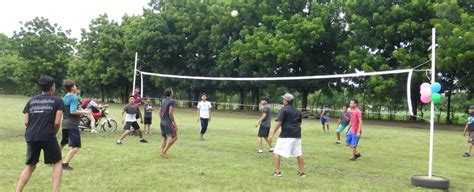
[0,95,472,191]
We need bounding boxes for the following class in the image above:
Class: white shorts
[273,138,302,158]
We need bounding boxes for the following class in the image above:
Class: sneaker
[350,157,356,161]
[91,129,98,133]
[272,172,282,177]
[116,140,122,145]
[463,152,471,157]
[269,148,274,152]
[355,153,362,159]
[140,139,148,143]
[62,164,73,170]
[297,172,306,177]
[335,141,341,144]
[258,149,263,153]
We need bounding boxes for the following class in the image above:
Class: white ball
[231,10,239,17]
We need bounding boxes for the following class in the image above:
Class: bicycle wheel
[79,118,89,131]
[101,119,118,132]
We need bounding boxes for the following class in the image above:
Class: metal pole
[140,72,144,98]
[132,52,138,95]
[428,28,436,177]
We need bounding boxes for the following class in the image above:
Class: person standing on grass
[134,87,142,121]
[268,93,305,177]
[346,98,363,161]
[197,93,212,141]
[61,80,90,170]
[255,96,273,153]
[159,88,178,159]
[335,105,350,144]
[320,105,330,133]
[143,97,154,134]
[16,76,64,192]
[116,95,148,144]
[462,105,474,157]
[133,87,142,106]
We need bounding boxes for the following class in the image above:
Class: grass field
[0,95,472,191]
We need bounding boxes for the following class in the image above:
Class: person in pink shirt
[346,98,363,161]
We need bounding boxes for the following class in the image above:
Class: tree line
[0,0,472,123]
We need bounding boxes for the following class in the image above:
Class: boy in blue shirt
[335,106,350,144]
[463,105,474,157]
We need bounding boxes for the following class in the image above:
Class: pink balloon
[420,87,432,96]
[420,95,431,104]
[420,82,431,89]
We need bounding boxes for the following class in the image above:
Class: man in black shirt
[268,93,305,177]
[159,88,178,159]
[16,76,64,192]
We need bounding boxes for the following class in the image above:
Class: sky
[0,0,150,39]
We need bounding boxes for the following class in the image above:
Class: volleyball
[231,10,239,17]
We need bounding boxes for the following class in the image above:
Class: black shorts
[124,121,140,130]
[60,129,81,148]
[258,125,270,137]
[26,141,62,165]
[144,117,152,125]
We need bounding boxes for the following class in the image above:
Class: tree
[342,1,435,118]
[13,17,74,95]
[75,14,134,102]
[432,2,474,123]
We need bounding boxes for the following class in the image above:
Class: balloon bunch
[420,82,442,104]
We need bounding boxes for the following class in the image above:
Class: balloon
[420,82,431,89]
[431,82,442,93]
[431,93,442,103]
[420,95,431,104]
[420,87,432,96]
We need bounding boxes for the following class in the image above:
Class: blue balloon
[431,82,442,93]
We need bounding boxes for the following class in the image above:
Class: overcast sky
[0,0,150,39]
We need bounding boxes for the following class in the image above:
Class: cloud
[0,0,149,38]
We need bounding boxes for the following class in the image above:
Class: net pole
[140,72,144,98]
[407,70,414,116]
[132,52,138,95]
[428,28,436,177]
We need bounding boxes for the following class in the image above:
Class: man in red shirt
[133,87,142,106]
[346,98,363,161]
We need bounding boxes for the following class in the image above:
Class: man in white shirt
[197,93,212,141]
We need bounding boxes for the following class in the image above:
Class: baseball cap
[281,93,294,101]
[469,105,474,110]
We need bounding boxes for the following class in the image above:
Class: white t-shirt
[197,101,212,119]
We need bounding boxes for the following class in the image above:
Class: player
[335,106,350,144]
[116,95,148,144]
[346,98,362,161]
[255,96,273,153]
[268,93,305,177]
[320,105,330,133]
[159,88,178,159]
[197,93,212,141]
[16,76,64,192]
[462,105,474,157]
